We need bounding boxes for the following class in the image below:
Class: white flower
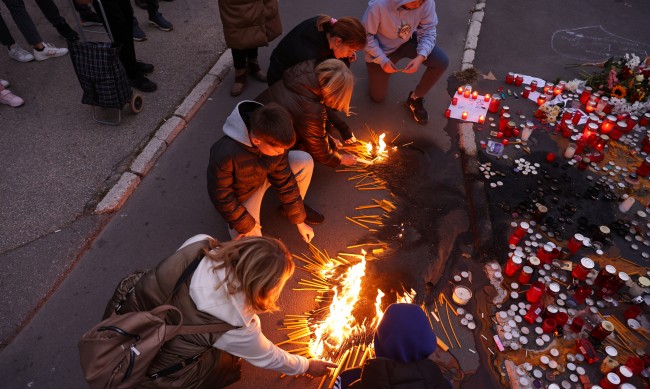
[636,74,644,82]
[624,53,640,68]
[565,79,585,93]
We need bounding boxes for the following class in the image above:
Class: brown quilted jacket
[217,0,282,50]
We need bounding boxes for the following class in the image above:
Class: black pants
[93,0,139,79]
[231,47,258,70]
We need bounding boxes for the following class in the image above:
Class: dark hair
[316,15,367,50]
[250,103,296,148]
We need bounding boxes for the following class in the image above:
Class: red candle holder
[505,72,515,84]
[571,257,594,280]
[505,255,523,277]
[585,100,597,113]
[573,285,592,304]
[640,112,650,126]
[594,135,609,152]
[537,95,547,106]
[471,91,478,99]
[451,97,458,105]
[523,302,544,324]
[594,265,617,287]
[578,157,591,170]
[600,372,621,389]
[543,83,554,94]
[457,86,463,95]
[478,115,485,124]
[542,318,557,333]
[461,111,468,120]
[484,93,490,102]
[463,85,471,98]
[526,281,546,303]
[530,80,538,92]
[569,317,584,333]
[499,113,511,131]
[444,109,451,118]
[537,243,554,263]
[522,86,531,98]
[488,96,501,113]
[600,115,616,134]
[518,266,533,284]
[502,139,509,146]
[617,365,633,383]
[624,357,644,375]
[545,152,556,162]
[627,115,638,129]
[515,74,524,86]
[579,86,592,104]
[555,312,569,327]
[582,122,598,140]
[624,305,641,320]
[596,96,610,112]
[591,320,614,340]
[567,233,584,254]
[637,156,650,177]
[571,110,583,125]
[641,131,650,153]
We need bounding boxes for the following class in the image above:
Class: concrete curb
[93,50,233,214]
[457,0,494,253]
[461,0,486,71]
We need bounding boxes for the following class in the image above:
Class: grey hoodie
[362,0,438,65]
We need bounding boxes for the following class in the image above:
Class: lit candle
[488,96,501,113]
[537,95,547,106]
[461,111,468,120]
[484,93,490,102]
[444,109,451,118]
[472,91,478,99]
[585,100,597,113]
[543,83,554,94]
[451,97,458,106]
[478,115,485,124]
[600,115,616,134]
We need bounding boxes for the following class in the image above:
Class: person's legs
[2,0,43,46]
[366,61,391,103]
[227,182,270,239]
[413,45,449,98]
[230,48,248,96]
[246,47,266,82]
[147,0,172,33]
[287,150,314,199]
[34,0,78,41]
[0,12,17,47]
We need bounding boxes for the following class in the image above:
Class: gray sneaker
[132,18,147,41]
[149,12,173,31]
[8,44,34,62]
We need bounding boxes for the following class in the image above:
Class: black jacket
[206,101,306,233]
[349,358,451,389]
[267,16,352,140]
[267,60,342,168]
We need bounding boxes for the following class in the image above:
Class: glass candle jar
[515,74,524,86]
[640,112,650,126]
[463,85,472,98]
[530,80,538,92]
[571,110,583,125]
[600,115,616,134]
[641,130,650,153]
[537,94,547,106]
[610,121,627,140]
[567,233,584,254]
[637,156,650,177]
[594,135,609,152]
[573,285,592,304]
[484,93,490,102]
[505,72,515,84]
[596,96,610,112]
[542,304,558,319]
[616,365,633,383]
[527,256,540,269]
[572,257,595,280]
[583,122,598,141]
[542,318,557,333]
[585,100,597,113]
[543,83,554,94]
[579,86,592,104]
[555,312,569,327]
[488,96,501,113]
[524,302,544,324]
[569,316,584,333]
[522,86,531,98]
[499,113,511,131]
[600,372,621,389]
[526,281,546,303]
[591,320,614,341]
[595,265,617,287]
[518,266,534,284]
[505,254,524,277]
[578,157,591,171]
[627,115,638,129]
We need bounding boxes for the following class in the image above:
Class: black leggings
[231,47,258,70]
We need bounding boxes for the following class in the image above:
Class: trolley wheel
[130,92,144,113]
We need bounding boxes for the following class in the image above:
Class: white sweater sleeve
[214,315,309,375]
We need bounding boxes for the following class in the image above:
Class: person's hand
[348,52,357,63]
[296,222,314,243]
[344,133,357,144]
[235,225,262,240]
[381,61,399,74]
[306,359,338,376]
[402,55,425,74]
[340,154,357,166]
[329,134,343,148]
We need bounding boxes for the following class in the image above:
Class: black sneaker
[149,12,173,31]
[80,12,103,27]
[55,22,79,42]
[130,76,157,92]
[405,91,429,124]
[279,204,325,225]
[132,18,147,41]
[136,60,154,75]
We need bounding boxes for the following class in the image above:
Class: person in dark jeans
[33,0,79,41]
[76,0,157,92]
[134,0,173,32]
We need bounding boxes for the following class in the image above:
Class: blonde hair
[206,236,294,312]
[316,59,354,115]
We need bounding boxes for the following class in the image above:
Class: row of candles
[501,221,650,388]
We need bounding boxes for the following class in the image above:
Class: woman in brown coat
[218,0,282,96]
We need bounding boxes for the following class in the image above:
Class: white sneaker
[0,89,25,107]
[33,43,68,61]
[8,44,34,62]
[0,79,9,88]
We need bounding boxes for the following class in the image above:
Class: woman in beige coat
[218,0,282,96]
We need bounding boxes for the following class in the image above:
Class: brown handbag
[78,256,236,389]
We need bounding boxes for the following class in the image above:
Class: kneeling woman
[266,58,358,168]
[106,235,335,388]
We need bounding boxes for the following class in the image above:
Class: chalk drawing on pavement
[551,25,650,62]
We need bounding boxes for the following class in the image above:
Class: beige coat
[218,0,282,50]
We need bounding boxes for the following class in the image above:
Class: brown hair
[316,59,354,115]
[316,15,367,50]
[251,103,296,148]
[206,236,294,312]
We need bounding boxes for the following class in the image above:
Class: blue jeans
[366,36,449,102]
[0,0,43,47]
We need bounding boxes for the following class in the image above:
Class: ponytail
[316,15,367,50]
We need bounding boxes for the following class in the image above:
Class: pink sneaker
[0,89,25,107]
